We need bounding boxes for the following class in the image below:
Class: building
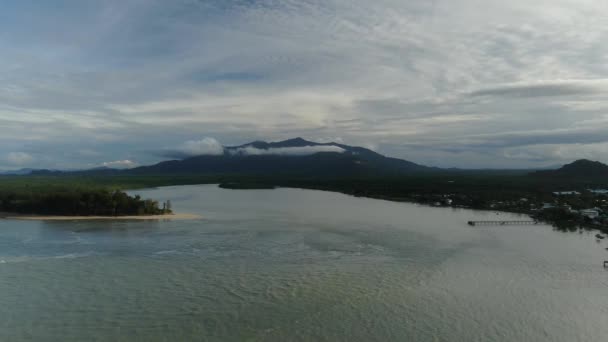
[542,203,556,210]
[580,209,600,219]
[588,189,608,195]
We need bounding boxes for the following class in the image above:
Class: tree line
[0,187,170,216]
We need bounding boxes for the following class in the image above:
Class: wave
[0,251,98,264]
[154,250,181,255]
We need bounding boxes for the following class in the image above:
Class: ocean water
[1,185,607,341]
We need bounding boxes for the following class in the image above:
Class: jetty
[468,220,538,226]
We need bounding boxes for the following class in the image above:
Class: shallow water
[1,185,607,341]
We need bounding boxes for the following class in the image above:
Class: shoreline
[0,213,202,221]
[275,186,608,234]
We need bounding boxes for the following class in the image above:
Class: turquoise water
[1,185,607,341]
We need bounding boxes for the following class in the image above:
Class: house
[542,203,556,210]
[580,209,600,219]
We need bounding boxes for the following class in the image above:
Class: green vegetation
[0,172,606,233]
[0,177,171,216]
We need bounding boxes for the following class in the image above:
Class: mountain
[530,159,608,179]
[0,168,39,175]
[128,138,431,176]
[25,166,122,176]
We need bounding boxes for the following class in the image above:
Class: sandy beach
[0,213,202,221]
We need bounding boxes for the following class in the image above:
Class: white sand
[0,213,202,221]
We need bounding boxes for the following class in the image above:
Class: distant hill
[530,159,608,179]
[127,138,432,176]
[0,168,37,176]
[27,166,121,176]
[0,168,69,176]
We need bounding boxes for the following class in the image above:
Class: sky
[1,0,608,170]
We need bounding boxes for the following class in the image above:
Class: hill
[0,168,38,176]
[128,138,431,176]
[530,159,608,179]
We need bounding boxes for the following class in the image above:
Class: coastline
[274,186,608,234]
[0,213,202,221]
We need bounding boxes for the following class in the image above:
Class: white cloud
[165,137,225,158]
[7,152,33,166]
[469,79,608,98]
[101,160,138,169]
[313,137,345,144]
[230,145,345,156]
[504,143,608,163]
[1,1,608,168]
[78,149,101,157]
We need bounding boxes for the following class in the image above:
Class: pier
[468,220,538,226]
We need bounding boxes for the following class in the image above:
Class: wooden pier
[468,220,538,226]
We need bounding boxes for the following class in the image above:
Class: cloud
[500,142,608,165]
[78,149,101,157]
[101,160,138,169]
[162,137,225,159]
[469,80,608,98]
[448,125,608,151]
[7,152,34,166]
[159,138,346,159]
[229,145,346,156]
[313,137,345,144]
[2,1,608,168]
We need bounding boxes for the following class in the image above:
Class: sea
[1,185,607,341]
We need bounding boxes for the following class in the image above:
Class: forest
[0,171,606,224]
[0,180,169,216]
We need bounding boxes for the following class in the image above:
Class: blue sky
[2,0,608,170]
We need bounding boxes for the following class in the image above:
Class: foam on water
[0,252,98,264]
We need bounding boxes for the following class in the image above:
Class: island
[0,184,200,220]
[2,213,202,221]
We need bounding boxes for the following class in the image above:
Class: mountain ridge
[128,138,430,176]
[15,139,602,178]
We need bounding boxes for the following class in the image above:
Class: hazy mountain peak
[530,159,608,179]
[562,159,606,168]
[560,159,608,173]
